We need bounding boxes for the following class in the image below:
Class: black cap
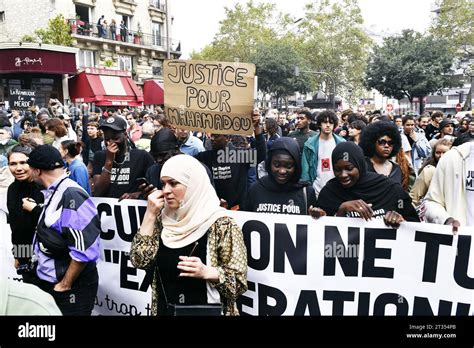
[150,128,178,153]
[27,145,64,170]
[0,112,11,127]
[439,119,454,130]
[99,116,127,131]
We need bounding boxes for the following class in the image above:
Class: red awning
[68,71,143,106]
[143,79,164,105]
[0,48,76,74]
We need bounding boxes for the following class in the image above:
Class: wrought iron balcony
[69,20,181,53]
[149,0,166,11]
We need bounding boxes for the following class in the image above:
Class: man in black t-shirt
[425,110,444,140]
[92,116,154,199]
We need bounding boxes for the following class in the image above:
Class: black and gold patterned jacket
[130,216,248,316]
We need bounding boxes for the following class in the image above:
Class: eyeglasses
[377,138,394,146]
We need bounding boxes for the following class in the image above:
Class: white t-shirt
[313,137,336,196]
[401,133,412,151]
[465,143,474,226]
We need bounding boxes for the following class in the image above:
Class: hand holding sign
[444,217,460,235]
[252,110,263,135]
[383,210,405,228]
[337,200,374,221]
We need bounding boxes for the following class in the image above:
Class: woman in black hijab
[317,142,419,227]
[243,137,325,217]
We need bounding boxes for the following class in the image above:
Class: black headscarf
[260,137,308,192]
[317,142,402,215]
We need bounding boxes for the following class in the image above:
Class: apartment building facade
[0,0,180,107]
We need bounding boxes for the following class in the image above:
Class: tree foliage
[20,34,38,43]
[297,0,373,100]
[429,0,474,111]
[192,0,372,104]
[251,40,312,107]
[365,30,457,112]
[22,14,73,46]
[429,0,474,59]
[191,1,291,63]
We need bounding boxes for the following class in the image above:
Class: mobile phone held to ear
[135,177,150,187]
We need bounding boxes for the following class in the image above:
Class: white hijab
[160,154,228,248]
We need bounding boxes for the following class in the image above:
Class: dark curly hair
[359,121,402,158]
[316,110,338,128]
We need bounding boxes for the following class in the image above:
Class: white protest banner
[164,59,256,135]
[1,200,472,316]
[92,198,151,315]
[0,211,21,281]
[228,211,474,316]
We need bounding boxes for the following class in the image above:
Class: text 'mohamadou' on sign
[164,59,256,135]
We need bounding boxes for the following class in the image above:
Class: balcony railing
[69,20,181,52]
[149,0,166,11]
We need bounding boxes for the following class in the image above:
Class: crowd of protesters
[1,98,473,316]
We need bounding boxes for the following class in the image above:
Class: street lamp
[294,66,336,110]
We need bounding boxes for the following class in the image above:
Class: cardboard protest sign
[9,89,36,109]
[164,59,256,135]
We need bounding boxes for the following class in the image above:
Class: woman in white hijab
[130,154,247,316]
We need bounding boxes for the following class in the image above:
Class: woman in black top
[6,144,44,283]
[317,142,419,226]
[243,137,324,217]
[359,121,403,185]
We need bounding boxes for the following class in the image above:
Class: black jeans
[37,268,98,316]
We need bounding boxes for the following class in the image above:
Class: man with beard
[453,117,474,147]
[0,127,17,156]
[287,110,317,151]
[92,116,154,199]
[417,114,430,133]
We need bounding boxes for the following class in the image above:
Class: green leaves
[23,14,73,46]
[365,29,457,109]
[192,0,372,104]
[251,40,312,103]
[191,1,284,63]
[430,0,473,56]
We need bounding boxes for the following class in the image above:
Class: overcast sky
[169,0,435,58]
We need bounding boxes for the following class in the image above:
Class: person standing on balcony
[120,20,127,42]
[102,20,108,39]
[110,19,117,40]
[97,15,104,38]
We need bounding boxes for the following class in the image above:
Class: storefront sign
[0,48,76,74]
[14,57,43,67]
